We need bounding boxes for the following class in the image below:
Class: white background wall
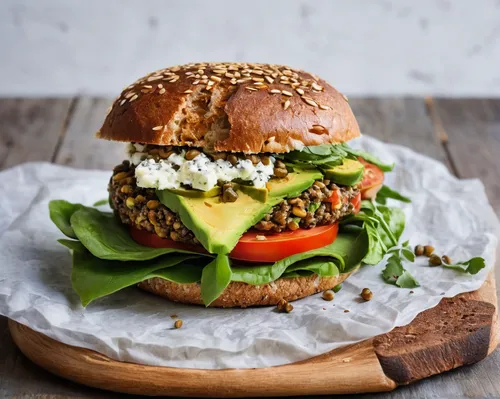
[1,0,499,97]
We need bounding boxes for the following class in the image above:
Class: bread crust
[137,269,357,308]
[97,62,360,153]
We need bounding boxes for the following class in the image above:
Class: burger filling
[109,159,359,244]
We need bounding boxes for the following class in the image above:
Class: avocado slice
[157,190,281,254]
[268,167,323,198]
[156,168,324,254]
[235,184,268,202]
[167,186,221,198]
[322,159,364,186]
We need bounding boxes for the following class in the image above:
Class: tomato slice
[231,224,339,262]
[130,224,339,263]
[327,190,361,213]
[358,158,384,199]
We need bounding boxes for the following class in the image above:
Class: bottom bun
[138,268,358,308]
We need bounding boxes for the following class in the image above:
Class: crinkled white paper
[0,136,498,369]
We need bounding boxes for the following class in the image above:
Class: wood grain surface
[0,97,499,398]
[7,271,497,397]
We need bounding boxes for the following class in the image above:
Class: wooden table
[0,97,499,398]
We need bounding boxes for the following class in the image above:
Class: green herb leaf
[402,248,416,262]
[69,207,204,261]
[339,144,394,172]
[375,185,411,205]
[443,257,486,275]
[49,200,86,238]
[67,241,202,306]
[308,202,321,213]
[93,198,109,207]
[395,270,420,288]
[201,254,232,306]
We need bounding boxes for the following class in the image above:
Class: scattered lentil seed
[409,290,414,294]
[442,255,452,264]
[424,245,435,257]
[170,314,178,319]
[322,290,335,301]
[360,288,373,301]
[429,254,442,266]
[414,245,424,256]
[174,319,183,329]
[344,309,350,313]
[285,303,293,313]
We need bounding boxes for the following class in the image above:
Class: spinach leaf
[93,198,109,207]
[443,257,486,275]
[201,254,232,305]
[49,200,86,238]
[231,231,367,285]
[362,221,387,265]
[339,143,394,172]
[376,185,411,205]
[70,207,204,261]
[67,241,202,306]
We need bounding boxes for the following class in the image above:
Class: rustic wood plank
[54,97,127,170]
[430,99,500,216]
[0,98,74,170]
[349,98,449,165]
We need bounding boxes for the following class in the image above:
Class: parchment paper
[0,136,498,369]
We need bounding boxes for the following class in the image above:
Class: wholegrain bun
[98,62,360,154]
[137,268,357,308]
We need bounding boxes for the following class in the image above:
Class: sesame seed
[252,77,265,82]
[106,106,112,115]
[197,69,204,74]
[225,72,234,78]
[253,81,265,86]
[129,94,138,102]
[283,99,291,110]
[230,78,237,85]
[201,75,208,79]
[264,76,274,84]
[157,84,163,89]
[281,90,293,97]
[143,85,153,89]
[210,75,222,82]
[269,89,281,94]
[213,69,226,74]
[304,98,318,107]
[343,94,349,102]
[312,82,323,91]
[246,87,258,91]
[193,80,200,85]
[252,70,264,75]
[141,89,150,93]
[147,76,162,82]
[283,69,293,76]
[296,88,305,95]
[184,89,193,94]
[125,92,135,98]
[207,80,215,86]
[119,99,126,106]
[152,125,163,131]
[159,88,166,94]
[319,104,331,110]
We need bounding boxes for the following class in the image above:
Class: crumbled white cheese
[134,152,276,191]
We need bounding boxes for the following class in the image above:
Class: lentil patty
[109,161,359,245]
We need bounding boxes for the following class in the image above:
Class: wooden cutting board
[8,272,498,397]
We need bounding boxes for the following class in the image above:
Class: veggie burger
[51,62,405,308]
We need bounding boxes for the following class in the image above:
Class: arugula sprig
[442,257,486,274]
[382,240,420,288]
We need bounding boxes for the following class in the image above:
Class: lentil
[322,290,335,301]
[414,245,424,256]
[424,245,435,257]
[429,254,442,266]
[360,288,373,301]
[174,319,183,329]
[442,255,452,264]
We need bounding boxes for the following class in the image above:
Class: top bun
[97,62,360,154]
